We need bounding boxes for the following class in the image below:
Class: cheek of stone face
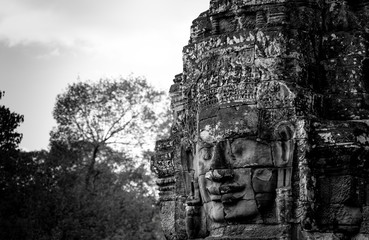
[252,168,277,192]
[252,169,277,209]
[233,168,255,200]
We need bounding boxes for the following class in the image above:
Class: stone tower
[151,0,369,239]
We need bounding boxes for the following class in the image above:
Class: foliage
[51,76,167,149]
[0,91,24,152]
[47,77,168,239]
[0,78,169,240]
[0,90,24,196]
[0,91,27,240]
[48,142,163,240]
[51,76,169,189]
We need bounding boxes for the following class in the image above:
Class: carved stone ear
[272,122,295,168]
[273,122,295,141]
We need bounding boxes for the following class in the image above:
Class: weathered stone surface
[353,234,369,240]
[301,232,346,240]
[360,207,369,234]
[252,168,277,193]
[318,204,362,228]
[318,175,356,204]
[151,0,369,239]
[160,200,188,240]
[207,224,291,240]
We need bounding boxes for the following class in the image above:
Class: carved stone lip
[220,193,240,203]
[207,183,246,202]
[219,184,245,194]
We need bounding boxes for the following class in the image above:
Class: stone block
[318,204,362,231]
[300,232,345,240]
[206,224,290,239]
[360,206,369,234]
[252,168,277,192]
[336,205,362,226]
[223,199,259,221]
[318,175,355,204]
[353,234,369,240]
[160,201,176,240]
[160,200,187,240]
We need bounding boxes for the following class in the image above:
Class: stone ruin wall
[152,0,369,239]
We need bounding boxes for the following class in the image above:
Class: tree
[51,76,168,189]
[0,79,169,240]
[52,76,167,146]
[0,91,24,152]
[48,76,168,240]
[0,90,24,192]
[0,91,27,240]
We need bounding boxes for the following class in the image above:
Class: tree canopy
[51,76,169,190]
[52,76,167,150]
[0,77,168,240]
[0,91,24,152]
[48,77,168,239]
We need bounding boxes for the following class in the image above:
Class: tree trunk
[85,145,99,190]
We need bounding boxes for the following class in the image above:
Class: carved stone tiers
[151,0,369,239]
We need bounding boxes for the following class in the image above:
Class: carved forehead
[195,81,296,141]
[198,105,259,142]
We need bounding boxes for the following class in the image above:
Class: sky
[0,0,209,151]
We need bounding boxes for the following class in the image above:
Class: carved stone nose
[205,169,234,182]
[210,141,230,170]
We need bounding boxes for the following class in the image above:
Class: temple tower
[152,1,369,239]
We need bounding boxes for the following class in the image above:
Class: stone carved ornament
[151,0,369,239]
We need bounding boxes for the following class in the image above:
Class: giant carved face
[195,104,294,223]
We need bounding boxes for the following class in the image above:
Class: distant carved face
[195,106,294,223]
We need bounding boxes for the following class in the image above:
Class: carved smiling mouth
[207,184,246,203]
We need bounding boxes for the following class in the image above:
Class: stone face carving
[195,102,295,225]
[151,0,369,239]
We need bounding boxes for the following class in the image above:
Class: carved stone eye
[230,138,246,158]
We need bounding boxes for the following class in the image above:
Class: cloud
[1,2,127,51]
[36,47,60,59]
[0,0,206,51]
[0,0,209,84]
[0,0,210,150]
